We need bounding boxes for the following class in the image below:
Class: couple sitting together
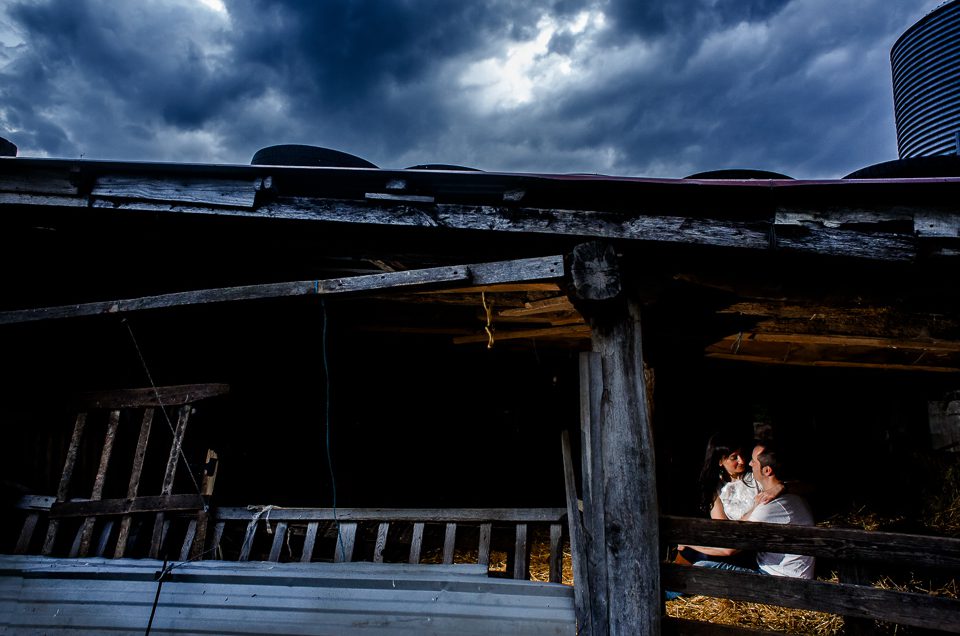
[677,434,814,579]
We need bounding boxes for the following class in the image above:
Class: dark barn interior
[2,201,956,534]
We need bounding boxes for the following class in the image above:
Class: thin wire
[321,299,345,561]
[122,316,204,503]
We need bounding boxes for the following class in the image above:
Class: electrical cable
[321,299,345,562]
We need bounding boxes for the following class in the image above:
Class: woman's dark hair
[697,432,744,515]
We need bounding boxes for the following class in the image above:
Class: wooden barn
[1,145,959,635]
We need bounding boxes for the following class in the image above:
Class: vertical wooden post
[570,241,661,636]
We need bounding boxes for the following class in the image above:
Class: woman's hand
[755,481,784,505]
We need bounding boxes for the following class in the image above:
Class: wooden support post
[570,241,661,636]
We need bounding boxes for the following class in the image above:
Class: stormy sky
[0,0,943,178]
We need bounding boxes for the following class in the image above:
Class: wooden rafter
[0,255,563,325]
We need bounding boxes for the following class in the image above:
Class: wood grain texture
[662,515,960,569]
[662,563,960,633]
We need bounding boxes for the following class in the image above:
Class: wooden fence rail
[210,506,567,582]
[660,515,960,634]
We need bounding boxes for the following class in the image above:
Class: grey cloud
[0,0,946,177]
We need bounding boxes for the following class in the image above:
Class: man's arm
[676,544,740,557]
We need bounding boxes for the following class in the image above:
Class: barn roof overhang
[1,156,959,372]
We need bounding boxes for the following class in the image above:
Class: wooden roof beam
[0,255,563,325]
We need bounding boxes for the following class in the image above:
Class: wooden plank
[662,563,960,633]
[210,522,226,558]
[0,255,563,325]
[76,384,229,409]
[478,523,492,568]
[549,523,563,584]
[443,523,457,565]
[713,332,960,352]
[334,523,357,563]
[213,507,567,522]
[43,412,87,555]
[0,170,79,195]
[238,518,258,562]
[513,524,529,580]
[661,515,960,569]
[409,523,424,564]
[580,352,609,635]
[94,521,114,557]
[51,494,207,518]
[180,520,198,561]
[92,176,259,208]
[373,522,389,564]
[301,522,319,563]
[14,514,39,554]
[254,198,772,251]
[150,405,191,559]
[498,296,574,317]
[705,352,960,373]
[190,449,219,561]
[268,522,288,562]
[77,409,120,557]
[15,495,57,510]
[561,429,590,633]
[452,324,591,344]
[573,241,660,636]
[115,407,154,558]
[0,192,86,207]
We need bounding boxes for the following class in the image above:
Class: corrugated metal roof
[0,555,575,635]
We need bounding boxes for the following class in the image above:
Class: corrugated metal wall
[0,556,575,635]
[892,0,960,158]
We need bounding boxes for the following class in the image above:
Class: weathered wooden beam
[50,494,207,518]
[0,255,564,325]
[451,324,591,344]
[570,240,660,636]
[662,515,960,570]
[499,295,574,317]
[706,352,960,373]
[92,176,261,208]
[662,563,960,633]
[74,383,229,409]
[214,507,566,522]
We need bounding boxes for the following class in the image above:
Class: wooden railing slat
[43,412,87,555]
[238,518,258,561]
[301,522,319,563]
[334,522,357,563]
[150,405,191,559]
[77,409,120,557]
[409,523,424,564]
[180,520,198,561]
[116,408,154,558]
[514,523,528,580]
[662,563,960,633]
[443,523,457,565]
[662,515,960,570]
[268,522,288,562]
[478,523,492,567]
[549,523,562,583]
[373,522,389,564]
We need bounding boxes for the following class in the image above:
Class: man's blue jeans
[665,559,764,600]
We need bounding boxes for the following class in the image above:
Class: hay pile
[666,595,843,635]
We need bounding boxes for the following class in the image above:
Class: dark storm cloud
[0,0,945,177]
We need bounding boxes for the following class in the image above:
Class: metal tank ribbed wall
[891,0,960,158]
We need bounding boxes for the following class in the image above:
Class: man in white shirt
[677,442,815,579]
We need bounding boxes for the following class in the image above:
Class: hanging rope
[321,299,346,562]
[482,292,495,349]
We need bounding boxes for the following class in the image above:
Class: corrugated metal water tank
[892,0,960,158]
